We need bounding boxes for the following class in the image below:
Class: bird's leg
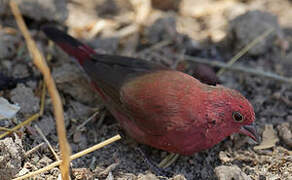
[135,146,172,177]
[158,153,180,169]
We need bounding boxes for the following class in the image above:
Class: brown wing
[119,70,198,136]
[83,57,188,136]
[82,55,175,133]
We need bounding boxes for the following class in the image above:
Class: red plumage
[43,27,259,155]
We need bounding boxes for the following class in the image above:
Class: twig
[24,142,45,157]
[138,40,172,55]
[96,110,107,128]
[39,82,46,116]
[10,1,71,180]
[178,54,292,84]
[88,19,113,39]
[98,162,119,176]
[150,51,292,84]
[217,28,274,76]
[34,124,60,161]
[77,110,100,131]
[114,24,139,38]
[0,113,40,139]
[13,134,121,180]
[68,109,101,137]
[0,127,14,132]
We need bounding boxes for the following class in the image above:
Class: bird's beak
[239,123,261,143]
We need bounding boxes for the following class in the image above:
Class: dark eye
[232,111,244,122]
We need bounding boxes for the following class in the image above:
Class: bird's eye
[232,111,244,122]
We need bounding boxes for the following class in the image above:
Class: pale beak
[239,123,260,143]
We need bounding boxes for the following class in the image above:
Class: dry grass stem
[35,124,60,160]
[13,134,121,180]
[217,28,274,76]
[0,113,40,139]
[9,1,71,179]
[0,83,46,139]
[0,127,14,132]
[177,54,292,84]
[24,142,45,157]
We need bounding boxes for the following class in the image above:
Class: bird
[42,26,259,156]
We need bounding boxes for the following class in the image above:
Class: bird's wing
[42,26,178,135]
[83,53,167,89]
[83,56,181,136]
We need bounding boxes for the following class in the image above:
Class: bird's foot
[135,147,173,177]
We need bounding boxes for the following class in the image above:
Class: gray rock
[52,63,83,84]
[12,64,30,78]
[89,37,120,54]
[282,52,292,76]
[215,165,252,180]
[68,100,93,120]
[0,0,68,23]
[277,123,292,148]
[145,14,178,44]
[10,84,40,115]
[52,63,100,104]
[0,0,9,15]
[36,115,55,136]
[226,10,281,56]
[169,175,187,180]
[137,172,159,180]
[0,33,19,59]
[0,137,24,180]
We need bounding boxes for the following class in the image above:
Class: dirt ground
[0,0,291,179]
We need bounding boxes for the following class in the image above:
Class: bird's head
[203,85,260,145]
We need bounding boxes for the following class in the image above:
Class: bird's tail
[42,26,95,65]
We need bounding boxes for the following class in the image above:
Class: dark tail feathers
[42,26,95,65]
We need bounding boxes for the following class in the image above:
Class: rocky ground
[0,0,291,179]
